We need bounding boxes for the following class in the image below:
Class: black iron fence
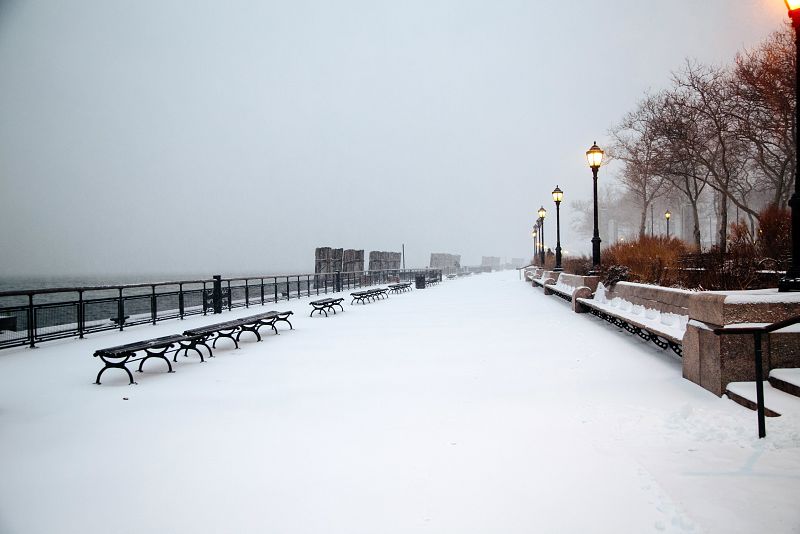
[0,268,441,350]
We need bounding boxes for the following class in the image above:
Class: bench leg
[236,325,262,343]
[277,317,293,330]
[95,363,136,385]
[138,348,174,374]
[213,331,239,349]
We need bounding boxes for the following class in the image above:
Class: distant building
[481,256,501,270]
[430,253,461,274]
[368,251,401,271]
[315,247,344,274]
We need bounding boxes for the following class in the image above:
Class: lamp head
[551,185,564,204]
[586,141,604,170]
[538,206,547,219]
[786,0,800,13]
[665,210,671,220]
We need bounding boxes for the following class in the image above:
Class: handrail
[0,268,442,351]
[713,313,800,439]
[0,269,429,297]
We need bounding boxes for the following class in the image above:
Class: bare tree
[608,94,670,238]
[731,26,796,206]
[671,60,755,252]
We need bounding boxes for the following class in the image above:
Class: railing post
[754,332,766,439]
[213,275,222,314]
[245,281,250,308]
[335,270,342,293]
[202,282,208,315]
[273,277,278,302]
[151,285,157,325]
[260,279,265,305]
[226,281,232,311]
[178,283,185,319]
[117,288,125,331]
[27,294,35,348]
[78,290,85,338]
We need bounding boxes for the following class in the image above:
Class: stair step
[725,381,800,417]
[769,368,800,398]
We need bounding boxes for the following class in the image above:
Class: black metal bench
[183,310,294,351]
[93,334,200,385]
[388,283,412,294]
[576,297,683,357]
[309,298,345,317]
[350,288,388,305]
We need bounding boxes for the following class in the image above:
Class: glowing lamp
[664,210,671,220]
[586,142,604,169]
[552,185,564,204]
[538,206,547,219]
[786,0,800,13]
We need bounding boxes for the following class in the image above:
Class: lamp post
[781,0,800,291]
[665,210,671,239]
[531,228,538,264]
[552,186,564,271]
[538,207,547,265]
[586,142,604,273]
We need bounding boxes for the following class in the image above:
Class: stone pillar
[683,291,800,396]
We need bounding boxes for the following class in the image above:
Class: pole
[754,332,766,438]
[667,217,670,239]
[780,8,800,291]
[554,200,562,271]
[540,218,545,265]
[651,203,654,237]
[591,167,601,273]
[402,243,405,270]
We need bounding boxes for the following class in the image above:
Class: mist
[0,0,786,277]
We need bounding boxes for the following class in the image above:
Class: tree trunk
[718,193,728,253]
[690,199,702,251]
[639,200,648,238]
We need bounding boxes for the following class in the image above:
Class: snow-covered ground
[0,270,798,534]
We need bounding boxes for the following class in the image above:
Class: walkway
[0,271,798,533]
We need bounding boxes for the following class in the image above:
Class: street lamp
[538,206,547,265]
[586,141,604,273]
[780,0,800,291]
[552,186,564,271]
[665,210,671,239]
[531,228,538,264]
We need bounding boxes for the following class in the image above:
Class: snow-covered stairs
[725,369,800,417]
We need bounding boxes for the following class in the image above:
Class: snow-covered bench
[576,282,692,357]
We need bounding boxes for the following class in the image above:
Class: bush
[601,235,689,286]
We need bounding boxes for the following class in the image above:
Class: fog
[0,0,786,277]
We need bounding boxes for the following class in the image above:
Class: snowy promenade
[0,270,798,533]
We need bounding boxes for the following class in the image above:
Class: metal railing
[714,314,800,439]
[0,268,441,350]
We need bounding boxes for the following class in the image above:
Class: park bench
[350,288,388,305]
[388,282,412,294]
[309,297,345,317]
[575,282,689,357]
[93,333,201,385]
[183,310,294,351]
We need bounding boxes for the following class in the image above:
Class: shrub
[601,235,689,286]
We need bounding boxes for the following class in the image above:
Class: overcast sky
[0,0,788,277]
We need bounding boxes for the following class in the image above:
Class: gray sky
[0,0,787,277]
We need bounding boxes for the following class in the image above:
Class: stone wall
[682,291,800,396]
